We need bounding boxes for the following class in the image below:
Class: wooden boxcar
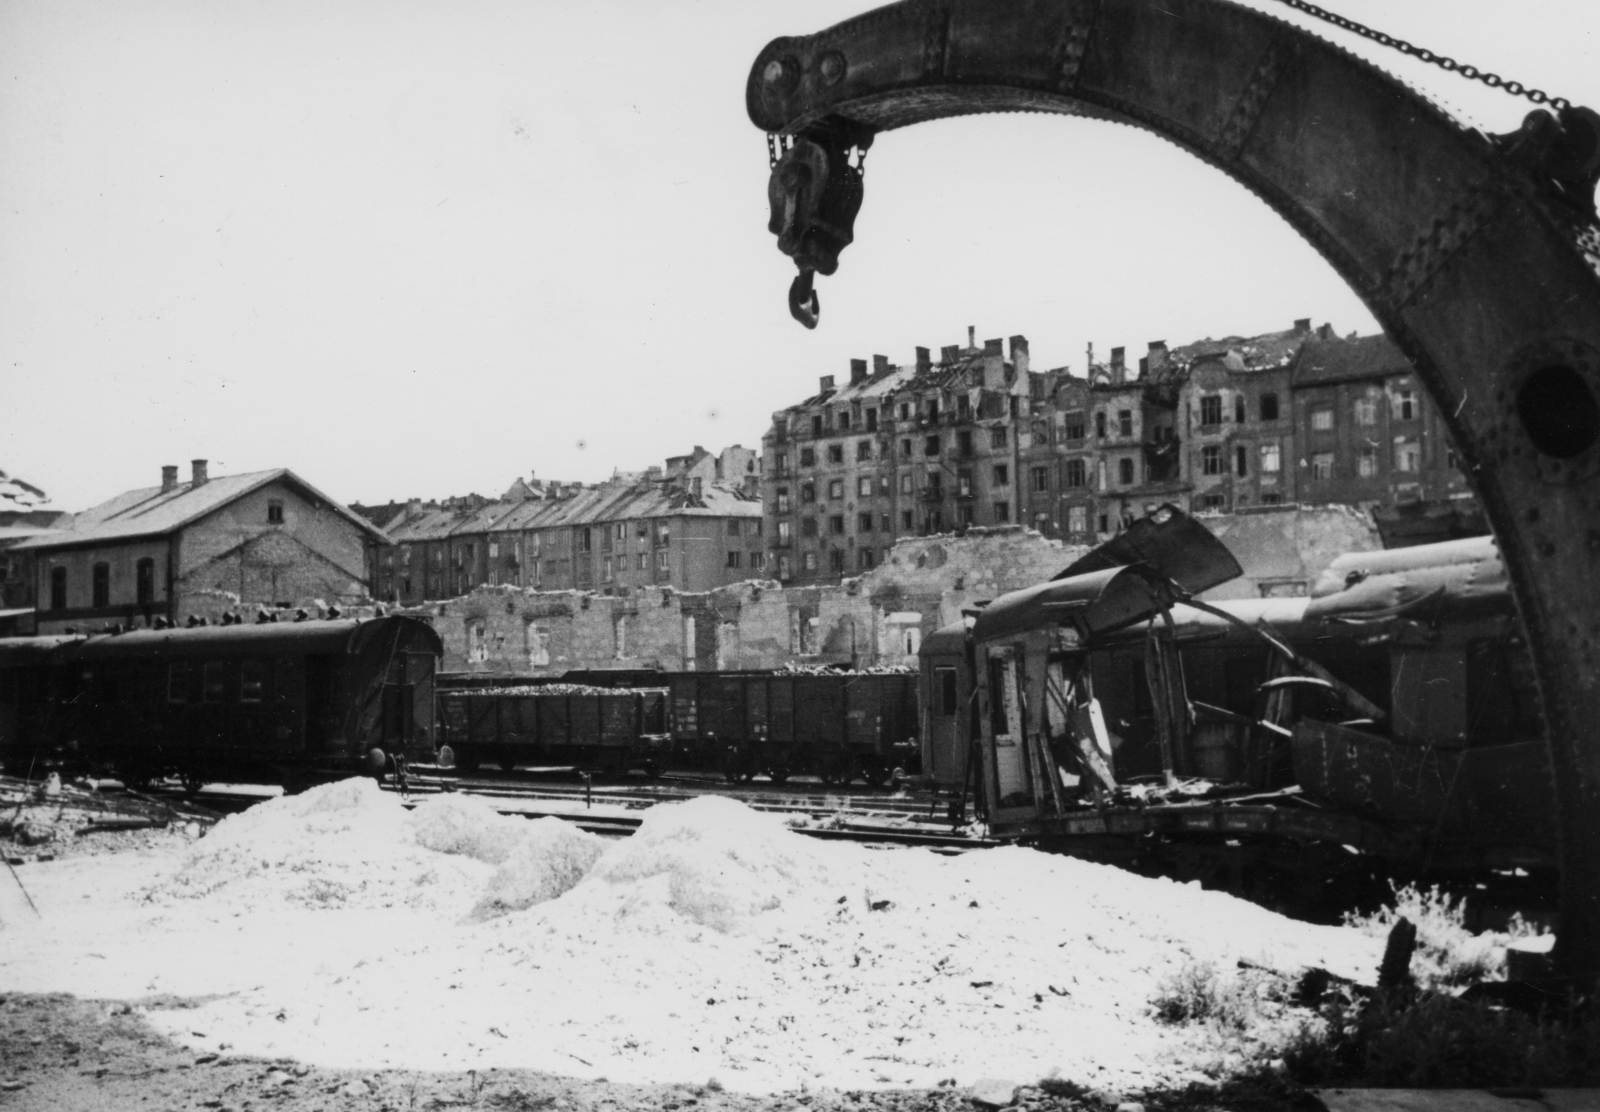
[0,616,442,790]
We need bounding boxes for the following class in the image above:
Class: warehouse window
[91,563,110,609]
[267,499,284,524]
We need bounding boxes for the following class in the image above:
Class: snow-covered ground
[0,780,1386,1094]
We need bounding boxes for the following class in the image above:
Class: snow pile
[407,792,529,865]
[565,795,839,934]
[143,778,489,912]
[470,818,607,920]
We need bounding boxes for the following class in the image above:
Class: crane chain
[1265,0,1570,113]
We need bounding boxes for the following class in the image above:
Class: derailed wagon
[920,506,1557,895]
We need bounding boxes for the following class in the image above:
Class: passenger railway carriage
[0,616,442,790]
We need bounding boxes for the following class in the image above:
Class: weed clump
[1342,884,1545,989]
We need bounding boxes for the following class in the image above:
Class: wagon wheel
[721,747,755,784]
[600,751,629,778]
[766,761,792,785]
[859,760,891,791]
[819,752,854,787]
[454,748,481,775]
[495,749,518,774]
[179,769,206,797]
[640,759,663,781]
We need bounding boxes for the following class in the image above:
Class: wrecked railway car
[436,668,918,786]
[0,616,443,790]
[920,510,1554,880]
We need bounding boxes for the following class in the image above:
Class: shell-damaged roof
[1292,333,1413,388]
[12,469,388,551]
[1160,326,1310,379]
[775,346,1015,415]
[1304,534,1509,623]
[384,481,761,543]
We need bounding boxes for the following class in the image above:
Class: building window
[1260,394,1279,421]
[777,555,792,579]
[881,513,891,532]
[777,521,792,544]
[1117,410,1133,437]
[655,550,669,571]
[1067,505,1088,534]
[829,549,845,572]
[957,429,973,457]
[811,415,823,436]
[1354,397,1377,426]
[857,476,872,497]
[726,551,742,568]
[1235,445,1248,477]
[1312,452,1335,480]
[924,435,941,457]
[857,440,872,461]
[827,479,844,500]
[267,499,284,524]
[956,504,973,528]
[803,551,818,572]
[801,482,816,503]
[1201,446,1222,475]
[1202,493,1226,510]
[751,552,766,571]
[1395,388,1417,421]
[136,558,156,605]
[957,470,972,497]
[1095,412,1108,438]
[858,512,874,532]
[727,519,741,537]
[775,452,788,475]
[1261,444,1281,473]
[1359,444,1378,477]
[992,464,1009,486]
[802,517,818,537]
[926,471,943,497]
[865,409,878,432]
[240,660,265,704]
[838,410,851,431]
[927,398,940,422]
[800,447,816,467]
[776,488,791,513]
[1119,457,1136,485]
[1395,439,1420,472]
[579,527,592,553]
[1311,407,1334,431]
[1260,493,1283,505]
[989,426,1009,449]
[1064,458,1087,488]
[993,501,1010,523]
[828,514,845,535]
[1030,466,1050,493]
[1064,411,1086,441]
[92,562,110,609]
[899,473,913,495]
[1200,395,1222,426]
[46,565,65,611]
[857,548,875,570]
[901,438,913,457]
[828,443,844,464]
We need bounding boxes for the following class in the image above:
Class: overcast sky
[2,0,1596,511]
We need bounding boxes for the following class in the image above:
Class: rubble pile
[3,780,1391,1095]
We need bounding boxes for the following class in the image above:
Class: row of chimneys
[821,329,1031,392]
[160,460,208,493]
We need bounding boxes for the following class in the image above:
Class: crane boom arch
[747,0,1600,983]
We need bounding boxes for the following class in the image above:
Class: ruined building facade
[764,323,1472,583]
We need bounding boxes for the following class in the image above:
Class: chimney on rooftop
[1009,335,1030,377]
[1147,340,1168,374]
[967,326,976,350]
[191,459,209,488]
[940,344,960,364]
[1294,317,1312,333]
[872,354,889,376]
[819,374,835,392]
[1110,347,1126,385]
[915,346,931,373]
[983,337,1002,356]
[161,465,179,493]
[850,358,868,385]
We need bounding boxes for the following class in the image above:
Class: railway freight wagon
[667,670,917,786]
[436,686,671,776]
[0,616,443,791]
[921,512,1557,876]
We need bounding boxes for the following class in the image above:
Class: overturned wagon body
[0,616,443,789]
[920,509,1555,874]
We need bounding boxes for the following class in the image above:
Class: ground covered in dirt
[0,779,1411,1109]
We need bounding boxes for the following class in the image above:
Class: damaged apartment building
[764,322,1474,584]
[370,446,764,605]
